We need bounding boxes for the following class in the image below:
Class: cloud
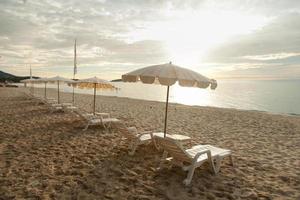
[243,53,300,61]
[201,12,300,79]
[0,0,299,79]
[205,12,300,62]
[214,63,300,79]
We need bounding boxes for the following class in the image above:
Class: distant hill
[0,71,39,83]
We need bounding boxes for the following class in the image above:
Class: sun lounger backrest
[155,136,192,162]
[74,110,86,119]
[127,127,138,135]
[118,124,137,140]
[73,110,94,121]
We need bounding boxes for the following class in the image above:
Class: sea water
[25,79,300,115]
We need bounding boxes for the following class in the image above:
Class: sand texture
[0,87,299,199]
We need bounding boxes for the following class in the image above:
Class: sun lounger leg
[183,165,196,186]
[129,140,138,155]
[102,121,110,132]
[152,137,160,150]
[205,151,218,174]
[229,155,234,167]
[83,122,90,131]
[214,158,221,174]
[106,123,112,133]
[108,122,112,132]
[209,156,222,174]
[157,151,168,170]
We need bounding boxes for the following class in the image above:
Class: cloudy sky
[0,0,299,80]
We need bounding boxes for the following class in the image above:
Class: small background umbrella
[122,62,217,137]
[21,78,37,95]
[47,76,74,104]
[71,76,117,115]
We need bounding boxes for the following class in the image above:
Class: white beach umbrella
[34,77,49,99]
[20,78,37,83]
[71,76,117,115]
[122,62,217,137]
[21,78,38,94]
[47,76,74,104]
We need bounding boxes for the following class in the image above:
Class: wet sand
[0,87,299,199]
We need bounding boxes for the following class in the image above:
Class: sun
[126,9,268,68]
[162,11,268,67]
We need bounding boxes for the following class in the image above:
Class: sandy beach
[0,87,299,199]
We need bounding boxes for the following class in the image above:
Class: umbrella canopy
[71,77,117,114]
[34,77,49,83]
[72,77,116,89]
[47,76,74,103]
[122,62,217,89]
[47,76,74,83]
[122,62,217,137]
[20,78,38,83]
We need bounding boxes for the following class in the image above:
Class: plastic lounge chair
[95,112,110,118]
[118,125,190,155]
[47,101,78,113]
[80,112,110,119]
[155,136,234,186]
[49,103,64,113]
[35,97,47,105]
[60,103,78,112]
[126,126,155,156]
[100,117,120,130]
[46,98,57,104]
[61,102,73,107]
[75,111,120,131]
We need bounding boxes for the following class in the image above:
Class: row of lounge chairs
[75,112,121,131]
[37,97,120,131]
[36,95,234,186]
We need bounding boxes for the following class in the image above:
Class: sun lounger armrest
[193,149,219,174]
[192,149,211,164]
[95,113,110,118]
[140,131,152,135]
[62,103,73,107]
[136,131,152,139]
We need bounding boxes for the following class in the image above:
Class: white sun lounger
[46,98,57,104]
[84,112,111,119]
[119,125,155,155]
[60,103,78,112]
[75,111,120,131]
[119,126,191,155]
[34,97,55,105]
[49,103,64,112]
[61,102,73,107]
[47,101,78,113]
[34,97,71,113]
[155,136,234,186]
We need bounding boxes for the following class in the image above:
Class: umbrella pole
[164,86,170,137]
[72,73,75,105]
[32,83,34,96]
[93,83,96,115]
[44,82,47,99]
[57,81,60,104]
[72,86,75,105]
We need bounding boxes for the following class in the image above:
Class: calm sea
[25,79,300,115]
